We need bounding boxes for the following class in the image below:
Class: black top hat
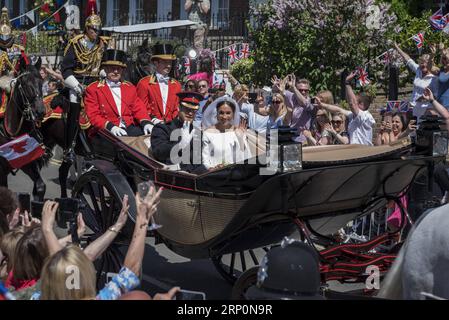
[151,43,176,61]
[177,91,203,110]
[102,49,127,68]
[245,241,325,300]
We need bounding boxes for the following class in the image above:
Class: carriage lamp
[280,142,303,172]
[432,131,449,157]
[188,48,198,60]
[415,115,448,157]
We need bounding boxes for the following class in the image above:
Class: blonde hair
[316,90,334,105]
[0,227,25,273]
[269,93,288,118]
[419,54,438,74]
[40,245,97,300]
[233,84,249,101]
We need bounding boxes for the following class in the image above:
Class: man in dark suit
[151,91,207,173]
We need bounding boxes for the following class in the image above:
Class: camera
[17,193,31,213]
[174,289,206,300]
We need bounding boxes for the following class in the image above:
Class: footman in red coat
[84,49,153,136]
[137,43,181,132]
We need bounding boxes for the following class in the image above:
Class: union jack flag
[183,56,191,75]
[429,9,449,31]
[227,44,239,64]
[356,67,370,87]
[412,32,425,49]
[386,100,409,113]
[240,43,250,59]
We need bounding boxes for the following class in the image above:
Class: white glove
[178,121,194,149]
[151,118,164,126]
[143,124,154,135]
[64,75,84,96]
[110,126,128,137]
[99,69,107,79]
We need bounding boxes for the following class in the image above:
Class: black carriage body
[75,129,444,260]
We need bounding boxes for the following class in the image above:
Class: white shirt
[156,72,169,115]
[106,79,125,128]
[347,110,375,146]
[406,59,438,121]
[202,130,252,169]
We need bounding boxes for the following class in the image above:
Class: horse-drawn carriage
[62,114,447,297]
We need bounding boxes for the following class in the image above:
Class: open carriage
[67,116,447,297]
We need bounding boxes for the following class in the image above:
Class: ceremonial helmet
[245,238,325,300]
[85,8,102,31]
[0,7,13,50]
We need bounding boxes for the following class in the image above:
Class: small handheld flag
[412,33,425,49]
[356,67,370,87]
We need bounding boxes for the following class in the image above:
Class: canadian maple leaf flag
[0,134,45,169]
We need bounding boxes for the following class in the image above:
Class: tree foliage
[247,0,398,96]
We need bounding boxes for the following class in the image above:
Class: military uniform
[150,91,206,174]
[0,7,27,119]
[60,9,110,152]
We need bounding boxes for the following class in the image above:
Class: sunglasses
[199,85,208,88]
[332,120,342,125]
[299,89,309,92]
[272,100,282,104]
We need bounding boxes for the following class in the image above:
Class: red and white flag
[240,43,250,59]
[0,134,45,169]
[356,67,370,87]
[227,44,239,64]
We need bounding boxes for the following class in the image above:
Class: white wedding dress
[202,129,252,169]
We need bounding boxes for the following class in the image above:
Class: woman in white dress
[201,97,252,169]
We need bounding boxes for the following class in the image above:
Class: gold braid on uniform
[0,51,15,74]
[64,35,110,77]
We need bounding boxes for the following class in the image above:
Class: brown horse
[0,56,47,200]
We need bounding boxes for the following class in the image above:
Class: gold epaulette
[64,34,84,55]
[100,36,111,43]
[12,44,24,51]
[43,92,58,102]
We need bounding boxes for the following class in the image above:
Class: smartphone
[175,289,206,300]
[55,198,80,228]
[17,193,31,213]
[137,181,155,200]
[311,97,317,105]
[248,93,258,104]
[30,200,49,220]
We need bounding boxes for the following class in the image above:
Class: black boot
[64,102,81,162]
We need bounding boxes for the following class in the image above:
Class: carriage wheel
[211,245,277,285]
[230,267,259,300]
[72,169,134,289]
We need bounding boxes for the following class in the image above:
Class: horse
[124,39,154,85]
[377,203,449,299]
[0,55,47,200]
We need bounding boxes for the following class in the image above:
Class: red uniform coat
[136,74,181,123]
[84,80,150,131]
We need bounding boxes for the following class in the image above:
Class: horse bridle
[6,71,43,139]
